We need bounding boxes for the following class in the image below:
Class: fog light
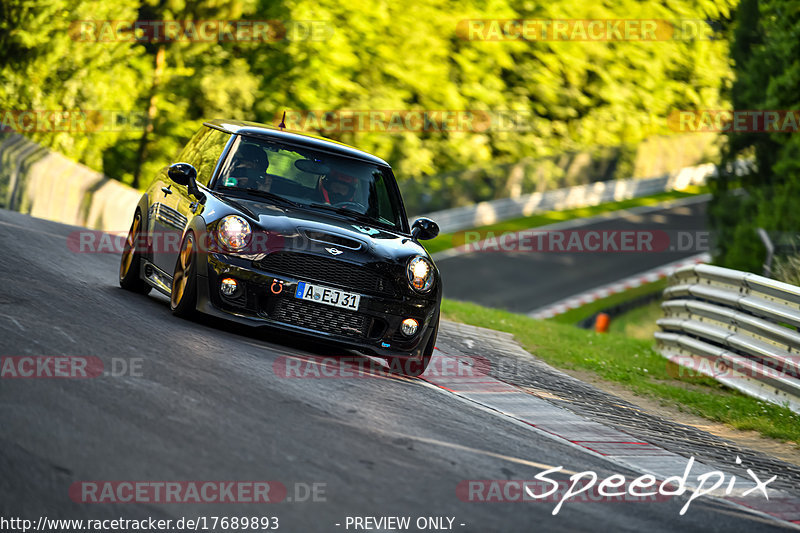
[401,318,419,336]
[220,277,239,296]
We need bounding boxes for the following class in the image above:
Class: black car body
[119,120,441,376]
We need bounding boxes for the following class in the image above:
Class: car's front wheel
[170,231,198,317]
[119,211,151,294]
[386,319,438,377]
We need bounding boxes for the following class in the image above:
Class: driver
[227,143,271,191]
[319,169,358,204]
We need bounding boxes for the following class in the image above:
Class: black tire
[170,231,198,317]
[386,318,438,377]
[119,211,151,294]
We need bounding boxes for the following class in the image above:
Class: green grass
[549,278,668,326]
[423,186,708,256]
[608,299,665,340]
[441,298,800,445]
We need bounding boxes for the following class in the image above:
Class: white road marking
[0,313,25,331]
[53,326,76,344]
[323,414,580,475]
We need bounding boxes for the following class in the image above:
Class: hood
[215,195,431,265]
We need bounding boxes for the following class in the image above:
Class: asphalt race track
[436,197,710,313]
[0,208,792,532]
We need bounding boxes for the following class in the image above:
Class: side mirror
[168,162,204,201]
[168,162,196,185]
[411,217,439,240]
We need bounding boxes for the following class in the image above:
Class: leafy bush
[712,0,800,273]
[773,254,800,287]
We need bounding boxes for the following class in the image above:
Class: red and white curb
[424,321,800,526]
[527,252,711,319]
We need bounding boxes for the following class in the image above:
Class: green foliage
[774,254,800,286]
[549,279,667,327]
[607,299,664,340]
[711,0,800,273]
[0,0,147,178]
[2,0,735,204]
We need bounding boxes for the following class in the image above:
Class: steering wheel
[333,201,366,211]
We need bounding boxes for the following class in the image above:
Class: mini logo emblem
[325,247,343,256]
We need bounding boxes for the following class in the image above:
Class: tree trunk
[133,45,166,189]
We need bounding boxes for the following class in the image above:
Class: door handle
[161,186,172,197]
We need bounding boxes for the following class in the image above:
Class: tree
[2,0,737,212]
[0,0,146,179]
[710,0,800,272]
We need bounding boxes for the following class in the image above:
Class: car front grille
[256,252,397,296]
[271,299,369,338]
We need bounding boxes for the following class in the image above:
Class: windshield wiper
[308,203,387,227]
[220,187,300,208]
[308,203,397,230]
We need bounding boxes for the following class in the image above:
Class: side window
[194,129,230,186]
[175,127,209,164]
[174,127,230,187]
[370,171,400,226]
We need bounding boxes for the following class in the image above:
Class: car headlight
[216,215,251,251]
[407,256,435,293]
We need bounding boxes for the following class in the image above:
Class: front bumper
[196,252,440,357]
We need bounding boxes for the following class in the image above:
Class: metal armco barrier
[655,263,800,413]
[421,160,752,234]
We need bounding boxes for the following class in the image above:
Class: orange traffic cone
[594,313,610,333]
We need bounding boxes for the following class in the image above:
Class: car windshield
[214,135,406,231]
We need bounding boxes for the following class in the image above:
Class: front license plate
[294,281,361,311]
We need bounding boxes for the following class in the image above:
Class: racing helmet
[320,170,358,204]
[229,143,270,186]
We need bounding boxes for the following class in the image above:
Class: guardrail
[421,161,752,234]
[0,132,140,232]
[422,160,753,234]
[655,263,800,413]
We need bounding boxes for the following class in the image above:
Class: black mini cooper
[119,120,441,376]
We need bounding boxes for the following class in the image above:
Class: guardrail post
[757,228,775,277]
